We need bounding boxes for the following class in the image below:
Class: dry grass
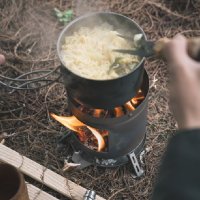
[0,0,200,199]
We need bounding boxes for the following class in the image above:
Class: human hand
[0,54,5,65]
[164,34,200,130]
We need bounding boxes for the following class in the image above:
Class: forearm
[152,129,200,200]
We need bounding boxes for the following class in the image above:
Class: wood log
[0,144,105,200]
[27,183,59,200]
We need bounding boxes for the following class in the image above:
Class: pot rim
[57,11,147,82]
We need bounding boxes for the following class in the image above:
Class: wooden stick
[27,183,59,200]
[0,144,105,200]
[154,37,200,61]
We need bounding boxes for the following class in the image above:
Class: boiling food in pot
[61,23,141,80]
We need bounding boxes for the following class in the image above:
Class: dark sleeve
[152,129,200,200]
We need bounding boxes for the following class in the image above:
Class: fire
[86,127,105,152]
[50,113,105,151]
[124,101,136,111]
[50,89,145,152]
[122,90,145,114]
[93,109,103,118]
[114,107,124,117]
[77,89,145,119]
[93,89,144,118]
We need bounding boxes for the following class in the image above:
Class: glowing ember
[114,107,124,117]
[131,98,138,105]
[93,109,103,118]
[124,101,136,111]
[89,89,144,118]
[50,113,106,151]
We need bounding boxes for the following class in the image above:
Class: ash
[96,158,117,166]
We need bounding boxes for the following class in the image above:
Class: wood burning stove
[72,71,148,174]
[52,12,150,177]
[52,70,149,177]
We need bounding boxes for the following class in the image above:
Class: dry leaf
[0,139,5,144]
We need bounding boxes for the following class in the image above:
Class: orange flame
[50,89,145,151]
[114,107,124,117]
[50,113,105,151]
[124,101,136,111]
[93,109,103,118]
[86,126,105,152]
[131,98,138,105]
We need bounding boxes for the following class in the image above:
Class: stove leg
[84,190,96,200]
[72,151,91,169]
[128,151,144,177]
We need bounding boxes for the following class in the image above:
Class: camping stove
[53,12,150,177]
[56,70,149,177]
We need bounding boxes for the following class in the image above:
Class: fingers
[164,34,200,74]
[164,34,188,64]
[0,54,5,65]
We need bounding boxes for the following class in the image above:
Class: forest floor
[0,0,200,199]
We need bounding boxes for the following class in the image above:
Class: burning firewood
[50,113,106,152]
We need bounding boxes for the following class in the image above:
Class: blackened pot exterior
[58,12,146,109]
[61,64,144,109]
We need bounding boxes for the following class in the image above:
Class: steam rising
[22,8,59,61]
[72,0,110,16]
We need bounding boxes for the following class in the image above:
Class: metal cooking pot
[57,12,146,109]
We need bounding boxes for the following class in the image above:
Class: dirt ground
[1,0,200,199]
